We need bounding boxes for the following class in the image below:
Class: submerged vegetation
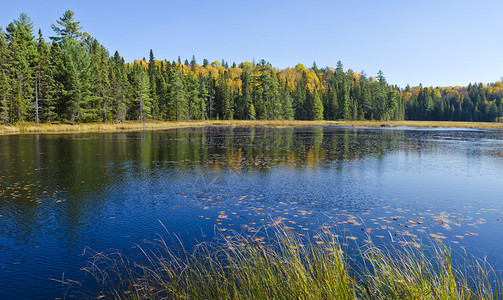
[1,10,503,127]
[86,227,500,299]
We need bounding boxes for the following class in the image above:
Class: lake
[1,126,503,298]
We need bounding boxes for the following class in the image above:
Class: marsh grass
[2,120,503,135]
[359,240,500,299]
[85,227,500,299]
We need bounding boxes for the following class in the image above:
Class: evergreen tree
[130,62,152,121]
[60,39,96,123]
[281,89,294,120]
[147,49,160,119]
[311,90,323,120]
[190,55,197,72]
[215,71,233,120]
[186,73,200,120]
[334,61,350,120]
[385,90,398,121]
[5,13,37,124]
[49,41,64,119]
[239,65,254,119]
[167,66,187,120]
[0,27,11,124]
[50,10,87,42]
[374,70,388,120]
[294,67,308,120]
[88,38,111,122]
[325,73,338,120]
[110,51,129,123]
[36,32,61,122]
[2,12,501,125]
[198,73,209,120]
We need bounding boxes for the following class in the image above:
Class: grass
[2,120,503,135]
[84,227,500,299]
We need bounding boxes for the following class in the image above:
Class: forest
[1,11,502,125]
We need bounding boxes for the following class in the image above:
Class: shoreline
[1,120,503,135]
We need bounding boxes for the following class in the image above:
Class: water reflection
[1,126,503,299]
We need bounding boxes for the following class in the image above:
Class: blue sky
[2,0,502,88]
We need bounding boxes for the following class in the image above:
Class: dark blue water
[1,126,503,298]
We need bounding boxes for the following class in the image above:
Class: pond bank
[2,120,503,135]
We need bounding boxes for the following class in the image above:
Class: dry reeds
[2,120,503,135]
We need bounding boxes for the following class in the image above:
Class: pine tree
[60,39,96,123]
[50,10,87,42]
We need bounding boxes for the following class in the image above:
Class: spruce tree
[167,66,187,120]
[190,55,197,72]
[215,71,233,120]
[198,73,209,120]
[147,49,160,119]
[110,51,129,123]
[35,31,60,122]
[239,65,253,119]
[5,13,37,124]
[186,73,200,120]
[87,39,112,122]
[281,82,294,120]
[48,41,64,120]
[0,27,11,124]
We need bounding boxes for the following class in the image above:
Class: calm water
[1,126,503,298]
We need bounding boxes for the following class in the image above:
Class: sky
[1,0,502,88]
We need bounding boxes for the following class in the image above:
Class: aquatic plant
[85,227,500,299]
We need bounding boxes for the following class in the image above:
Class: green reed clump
[359,241,500,299]
[86,228,500,299]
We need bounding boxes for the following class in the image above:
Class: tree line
[0,11,501,125]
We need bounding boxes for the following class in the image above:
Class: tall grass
[360,241,499,299]
[85,227,500,299]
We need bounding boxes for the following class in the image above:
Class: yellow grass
[1,120,503,135]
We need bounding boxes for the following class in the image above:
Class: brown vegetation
[1,120,503,136]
